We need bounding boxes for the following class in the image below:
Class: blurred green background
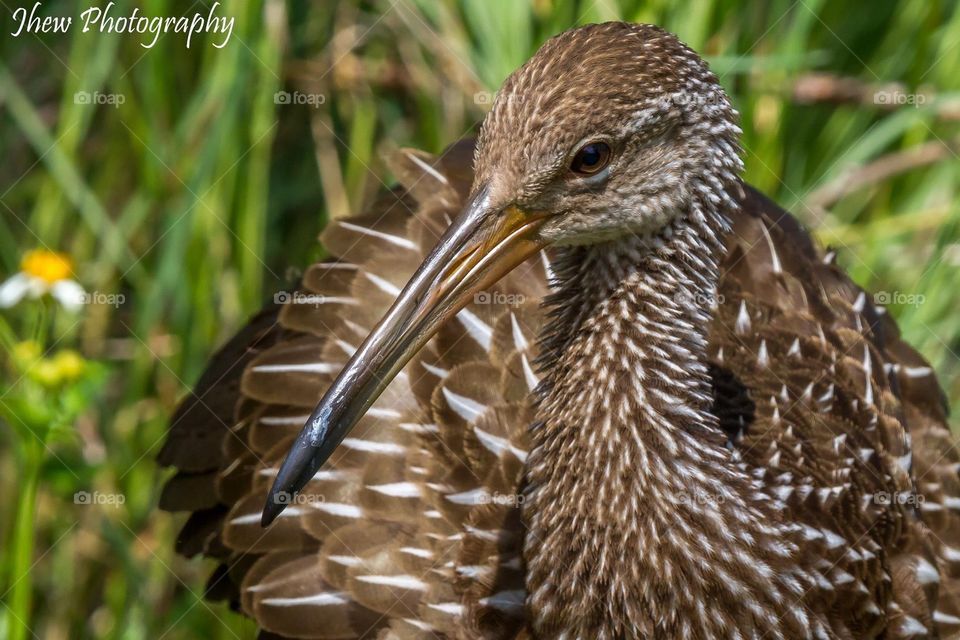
[1,0,959,637]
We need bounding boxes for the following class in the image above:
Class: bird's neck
[523,195,808,638]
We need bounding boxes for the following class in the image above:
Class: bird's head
[475,21,743,245]
[263,22,744,524]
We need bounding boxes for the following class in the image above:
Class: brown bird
[159,22,960,639]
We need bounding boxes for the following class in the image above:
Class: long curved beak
[262,186,547,525]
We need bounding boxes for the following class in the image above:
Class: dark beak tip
[260,497,282,527]
[260,430,324,528]
[260,467,301,528]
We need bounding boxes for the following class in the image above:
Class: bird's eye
[570,142,612,176]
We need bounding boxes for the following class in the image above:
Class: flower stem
[7,439,41,640]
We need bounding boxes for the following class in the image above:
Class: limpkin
[159,22,960,639]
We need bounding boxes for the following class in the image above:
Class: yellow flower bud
[52,350,87,382]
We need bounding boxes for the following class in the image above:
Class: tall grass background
[0,0,958,637]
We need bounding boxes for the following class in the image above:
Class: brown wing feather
[159,143,960,638]
[715,185,960,637]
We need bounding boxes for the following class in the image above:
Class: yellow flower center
[20,249,73,284]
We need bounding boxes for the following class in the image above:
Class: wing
[159,140,960,639]
[712,185,960,638]
[159,140,548,639]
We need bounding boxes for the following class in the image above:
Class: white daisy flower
[0,249,87,312]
